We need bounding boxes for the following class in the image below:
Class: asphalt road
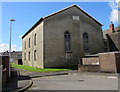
[27,73,118,90]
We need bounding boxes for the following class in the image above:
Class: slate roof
[103,26,120,39]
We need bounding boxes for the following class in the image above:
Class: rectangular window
[34,50,37,61]
[34,34,37,45]
[25,41,26,49]
[24,53,26,60]
[29,38,31,48]
[28,52,30,61]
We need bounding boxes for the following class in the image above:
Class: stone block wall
[115,53,120,73]
[78,65,100,72]
[79,55,100,72]
[79,52,120,73]
[82,56,99,65]
[99,52,120,73]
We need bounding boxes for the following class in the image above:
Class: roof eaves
[74,5,103,26]
[22,4,103,39]
[22,18,44,39]
[43,4,76,19]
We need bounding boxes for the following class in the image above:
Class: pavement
[1,68,119,92]
[2,68,33,92]
[28,72,118,91]
[1,69,77,92]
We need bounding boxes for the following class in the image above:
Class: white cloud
[109,0,120,24]
[115,0,120,3]
[0,43,21,52]
[110,9,119,23]
[118,1,120,5]
[109,0,118,9]
[19,35,23,38]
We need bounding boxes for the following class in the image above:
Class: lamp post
[9,19,15,78]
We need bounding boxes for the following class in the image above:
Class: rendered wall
[22,22,44,68]
[44,6,104,68]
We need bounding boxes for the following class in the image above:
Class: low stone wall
[79,52,120,73]
[99,52,120,73]
[82,56,99,65]
[0,65,2,92]
[78,65,100,72]
[79,55,100,72]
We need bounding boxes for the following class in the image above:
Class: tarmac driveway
[28,72,118,90]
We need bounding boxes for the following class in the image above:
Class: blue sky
[1,2,116,51]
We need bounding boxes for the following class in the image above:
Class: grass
[11,63,71,72]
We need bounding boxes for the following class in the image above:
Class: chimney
[109,22,115,33]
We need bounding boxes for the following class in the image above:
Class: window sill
[65,51,72,53]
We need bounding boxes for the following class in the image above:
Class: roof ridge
[43,4,102,26]
[43,4,77,19]
[22,4,103,38]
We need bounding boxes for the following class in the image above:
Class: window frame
[25,41,26,49]
[29,38,31,48]
[24,53,26,61]
[34,50,37,61]
[34,34,37,45]
[83,32,89,54]
[28,52,30,61]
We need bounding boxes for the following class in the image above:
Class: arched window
[64,31,71,52]
[83,32,89,54]
[34,34,37,45]
[29,38,31,48]
[34,50,37,61]
[28,52,30,61]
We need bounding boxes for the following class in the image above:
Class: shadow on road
[2,70,29,92]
